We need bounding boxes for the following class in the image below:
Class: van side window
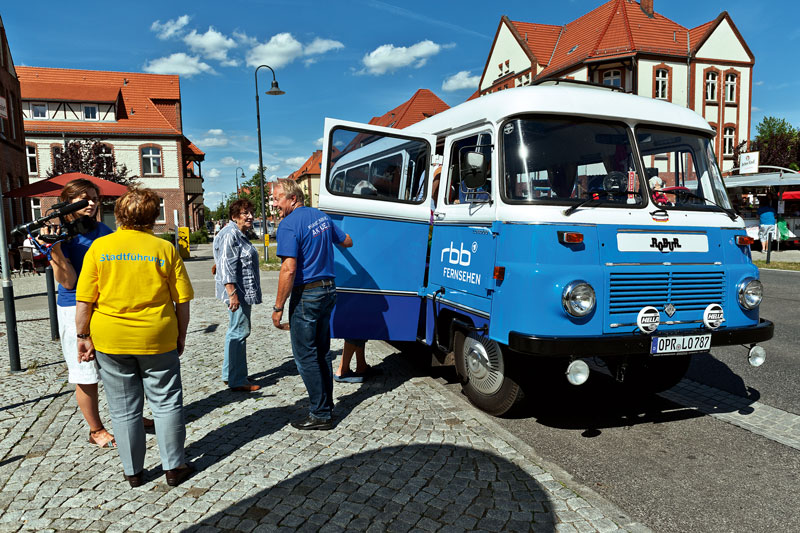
[445,132,492,204]
[326,126,429,204]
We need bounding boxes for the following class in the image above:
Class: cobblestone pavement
[0,288,646,532]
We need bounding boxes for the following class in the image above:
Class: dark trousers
[289,284,337,419]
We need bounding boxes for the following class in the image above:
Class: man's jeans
[224,302,252,388]
[289,284,336,419]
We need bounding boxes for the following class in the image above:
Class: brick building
[475,0,753,170]
[0,15,29,241]
[17,66,205,232]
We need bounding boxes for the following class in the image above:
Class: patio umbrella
[5,172,129,198]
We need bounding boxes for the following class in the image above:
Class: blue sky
[3,1,798,208]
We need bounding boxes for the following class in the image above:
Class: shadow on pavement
[182,444,556,532]
[184,352,414,471]
[0,390,71,413]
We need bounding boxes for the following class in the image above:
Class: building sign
[740,152,759,174]
[0,96,7,119]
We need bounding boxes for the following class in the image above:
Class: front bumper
[508,318,774,356]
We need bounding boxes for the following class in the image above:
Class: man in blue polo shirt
[272,179,352,430]
[757,195,777,252]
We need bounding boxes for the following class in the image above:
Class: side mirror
[461,151,488,189]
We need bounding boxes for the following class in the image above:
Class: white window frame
[655,69,669,100]
[83,104,99,121]
[31,198,41,220]
[705,72,718,101]
[26,145,37,175]
[141,146,162,176]
[602,70,622,87]
[724,74,737,103]
[31,102,48,119]
[156,199,166,224]
[723,127,736,156]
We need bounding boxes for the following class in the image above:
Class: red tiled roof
[504,0,719,81]
[182,137,205,160]
[288,150,323,181]
[18,66,184,136]
[368,89,450,129]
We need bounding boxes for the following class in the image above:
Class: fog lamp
[748,345,766,367]
[566,360,590,386]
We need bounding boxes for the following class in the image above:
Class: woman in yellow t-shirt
[75,187,195,489]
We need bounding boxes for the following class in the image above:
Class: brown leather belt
[300,278,334,291]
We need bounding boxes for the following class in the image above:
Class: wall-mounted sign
[740,152,760,174]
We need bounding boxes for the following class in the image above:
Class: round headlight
[562,281,596,317]
[738,278,763,310]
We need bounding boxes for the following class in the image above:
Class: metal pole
[45,265,59,340]
[0,187,21,371]
[255,68,268,261]
[235,166,244,199]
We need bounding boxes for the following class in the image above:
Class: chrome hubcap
[463,334,504,395]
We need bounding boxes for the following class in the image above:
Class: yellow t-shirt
[76,228,194,355]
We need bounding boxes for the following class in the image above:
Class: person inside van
[372,165,401,197]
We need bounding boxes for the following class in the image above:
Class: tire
[454,331,524,416]
[617,353,692,394]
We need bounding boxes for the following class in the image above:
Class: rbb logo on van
[441,241,472,266]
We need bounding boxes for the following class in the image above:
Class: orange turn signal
[558,231,584,244]
[736,235,755,246]
[493,266,505,281]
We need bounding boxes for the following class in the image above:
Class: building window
[26,145,37,175]
[141,146,162,176]
[602,70,622,87]
[32,103,47,119]
[725,73,737,103]
[31,198,41,220]
[723,127,736,156]
[705,72,718,101]
[655,69,669,100]
[52,146,63,170]
[83,104,98,120]
[156,199,166,223]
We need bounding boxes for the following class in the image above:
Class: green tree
[47,138,137,185]
[751,116,798,170]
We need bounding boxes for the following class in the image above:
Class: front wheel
[454,331,523,416]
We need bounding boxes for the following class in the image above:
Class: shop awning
[6,172,129,198]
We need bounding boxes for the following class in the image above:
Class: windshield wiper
[663,189,739,221]
[563,191,610,217]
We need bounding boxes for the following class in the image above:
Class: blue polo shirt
[276,207,346,286]
[758,205,776,226]
[58,222,114,307]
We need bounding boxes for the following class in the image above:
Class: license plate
[650,334,711,355]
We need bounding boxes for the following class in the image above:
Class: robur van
[318,81,773,416]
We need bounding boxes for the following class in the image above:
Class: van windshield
[636,126,731,211]
[501,117,643,207]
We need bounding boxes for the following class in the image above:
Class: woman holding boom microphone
[37,179,117,448]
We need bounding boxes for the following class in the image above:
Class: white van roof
[403,85,713,137]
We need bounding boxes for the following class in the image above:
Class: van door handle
[433,211,446,220]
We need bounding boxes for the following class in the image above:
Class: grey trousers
[96,350,186,476]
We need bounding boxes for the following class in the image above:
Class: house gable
[695,15,753,63]
[479,17,535,92]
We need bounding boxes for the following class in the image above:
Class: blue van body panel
[332,292,423,341]
[427,224,496,300]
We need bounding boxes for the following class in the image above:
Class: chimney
[641,0,654,18]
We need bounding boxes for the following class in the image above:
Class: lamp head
[265,80,285,96]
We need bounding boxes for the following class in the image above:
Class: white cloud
[755,81,765,86]
[207,129,224,136]
[305,37,344,56]
[285,156,307,167]
[361,40,442,75]
[205,191,225,207]
[442,70,480,92]
[143,53,214,77]
[248,163,260,172]
[199,129,229,147]
[246,33,344,68]
[246,32,303,69]
[184,27,238,65]
[221,156,240,166]
[151,15,190,40]
[208,168,221,178]
[315,137,324,147]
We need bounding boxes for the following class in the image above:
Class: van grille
[608,271,725,315]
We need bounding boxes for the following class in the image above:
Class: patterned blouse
[213,221,262,305]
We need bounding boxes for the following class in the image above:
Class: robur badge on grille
[703,303,725,329]
[637,306,660,333]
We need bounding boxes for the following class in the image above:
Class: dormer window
[602,70,622,87]
[83,104,98,121]
[32,103,47,119]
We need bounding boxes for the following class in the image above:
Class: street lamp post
[235,166,245,198]
[254,65,285,259]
